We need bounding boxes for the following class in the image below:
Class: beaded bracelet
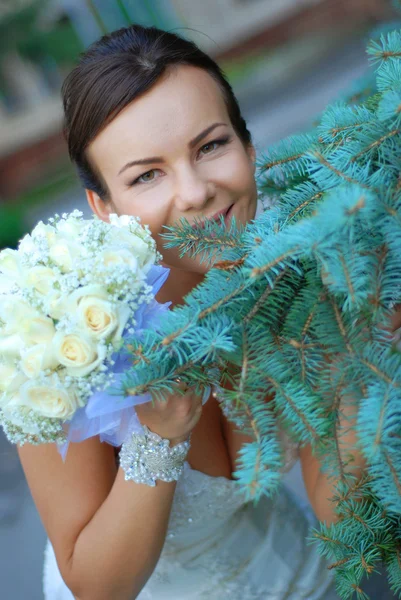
[119,425,191,487]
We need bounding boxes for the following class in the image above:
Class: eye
[199,136,230,157]
[131,169,160,186]
[200,141,219,155]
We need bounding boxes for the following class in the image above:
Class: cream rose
[101,247,138,271]
[0,333,23,358]
[0,297,37,329]
[49,237,81,272]
[56,217,84,238]
[32,221,57,246]
[25,266,57,295]
[0,249,20,278]
[48,285,108,321]
[20,343,58,379]
[0,363,26,393]
[111,304,131,346]
[0,275,16,294]
[18,315,55,345]
[77,296,119,340]
[18,234,36,255]
[108,214,156,270]
[53,331,106,377]
[17,375,84,419]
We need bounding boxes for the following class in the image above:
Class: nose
[173,165,215,212]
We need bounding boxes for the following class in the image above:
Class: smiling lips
[192,204,234,228]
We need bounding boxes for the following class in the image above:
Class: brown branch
[244,267,289,323]
[214,256,245,271]
[359,358,400,387]
[159,279,248,348]
[344,507,374,535]
[288,191,323,220]
[350,128,400,162]
[375,51,401,61]
[374,385,390,450]
[336,475,373,503]
[126,360,196,396]
[262,152,305,170]
[302,292,327,338]
[328,121,374,137]
[330,298,355,356]
[312,151,372,190]
[250,247,300,279]
[266,376,320,442]
[383,449,401,497]
[327,557,350,570]
[346,195,366,215]
[338,253,355,306]
[179,232,237,248]
[312,532,353,551]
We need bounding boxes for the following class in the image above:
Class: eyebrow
[118,122,228,176]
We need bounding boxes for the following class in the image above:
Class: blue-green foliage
[121,25,401,598]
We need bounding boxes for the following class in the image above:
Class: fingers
[173,377,189,393]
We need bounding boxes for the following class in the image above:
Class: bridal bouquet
[0,210,169,456]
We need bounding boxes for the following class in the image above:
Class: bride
[17,24,391,599]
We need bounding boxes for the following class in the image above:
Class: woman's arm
[18,385,202,600]
[20,438,176,600]
[299,402,366,524]
[302,307,401,523]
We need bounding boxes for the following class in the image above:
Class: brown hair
[62,24,252,199]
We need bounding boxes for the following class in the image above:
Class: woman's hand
[135,381,203,445]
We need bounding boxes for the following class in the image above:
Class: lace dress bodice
[43,433,337,600]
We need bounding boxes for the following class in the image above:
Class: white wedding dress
[43,434,340,599]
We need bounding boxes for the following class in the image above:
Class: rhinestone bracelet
[119,425,191,487]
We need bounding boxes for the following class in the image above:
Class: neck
[156,263,204,307]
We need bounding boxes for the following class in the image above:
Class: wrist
[168,434,191,446]
[120,425,191,487]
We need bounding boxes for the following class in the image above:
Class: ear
[86,189,113,223]
[247,143,256,168]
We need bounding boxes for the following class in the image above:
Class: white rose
[53,331,107,377]
[56,217,84,238]
[0,249,21,278]
[18,234,36,255]
[48,285,108,320]
[0,363,26,393]
[17,375,84,419]
[0,297,37,331]
[111,304,131,346]
[25,266,57,295]
[46,290,64,320]
[108,214,156,269]
[20,343,58,379]
[18,315,55,345]
[101,247,138,270]
[31,221,57,246]
[0,275,16,294]
[77,296,119,340]
[49,237,81,272]
[0,333,23,358]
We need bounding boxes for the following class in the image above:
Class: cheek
[213,151,255,194]
[111,193,169,241]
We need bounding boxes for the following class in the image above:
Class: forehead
[87,65,229,169]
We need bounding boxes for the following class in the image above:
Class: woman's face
[86,65,257,274]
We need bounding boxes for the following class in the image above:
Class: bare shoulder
[18,436,117,577]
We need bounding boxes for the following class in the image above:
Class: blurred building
[0,0,393,204]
